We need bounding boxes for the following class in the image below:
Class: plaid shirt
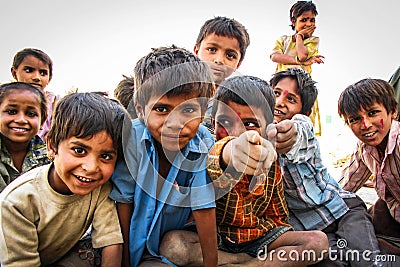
[340,120,400,224]
[207,136,291,244]
[0,134,50,192]
[280,114,354,231]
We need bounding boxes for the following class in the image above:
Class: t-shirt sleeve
[91,182,123,248]
[0,197,41,266]
[271,36,285,56]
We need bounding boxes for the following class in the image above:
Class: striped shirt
[340,120,400,224]
[280,114,354,231]
[207,136,291,244]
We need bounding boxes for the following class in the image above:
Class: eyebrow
[70,141,117,154]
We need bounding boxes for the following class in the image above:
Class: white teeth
[365,132,375,137]
[76,176,93,182]
[12,128,28,132]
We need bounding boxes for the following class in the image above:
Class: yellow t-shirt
[271,35,320,75]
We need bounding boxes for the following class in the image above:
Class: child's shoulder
[0,164,49,200]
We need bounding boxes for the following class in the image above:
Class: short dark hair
[338,78,398,123]
[114,75,137,118]
[47,93,127,159]
[211,75,275,126]
[270,68,318,115]
[290,1,318,30]
[134,45,215,114]
[0,82,47,125]
[195,16,250,64]
[12,48,53,80]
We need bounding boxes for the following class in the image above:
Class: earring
[48,152,55,161]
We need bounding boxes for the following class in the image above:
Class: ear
[193,45,199,55]
[135,104,144,121]
[11,67,17,80]
[392,108,398,120]
[46,137,56,161]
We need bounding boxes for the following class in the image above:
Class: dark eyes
[4,109,38,117]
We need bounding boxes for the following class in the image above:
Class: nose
[164,112,184,130]
[14,112,28,123]
[82,155,100,173]
[213,51,224,65]
[275,95,285,107]
[32,71,41,81]
[361,116,372,129]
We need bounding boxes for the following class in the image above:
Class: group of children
[0,1,399,267]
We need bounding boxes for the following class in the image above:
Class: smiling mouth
[274,109,285,115]
[363,131,377,137]
[74,175,96,183]
[11,127,29,133]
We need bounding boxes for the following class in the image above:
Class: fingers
[230,131,276,175]
[274,120,297,154]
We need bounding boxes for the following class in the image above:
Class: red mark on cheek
[236,112,241,117]
[380,118,384,130]
[362,117,367,128]
[216,128,228,139]
[283,90,288,96]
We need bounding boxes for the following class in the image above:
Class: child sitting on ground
[109,45,217,267]
[0,92,126,266]
[0,82,50,192]
[272,68,382,266]
[338,78,400,256]
[160,75,328,266]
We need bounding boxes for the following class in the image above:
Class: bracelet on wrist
[296,33,304,40]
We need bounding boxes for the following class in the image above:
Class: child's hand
[267,120,297,154]
[303,55,325,66]
[223,130,277,175]
[298,25,316,39]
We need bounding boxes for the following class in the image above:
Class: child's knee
[305,231,329,253]
[159,230,189,264]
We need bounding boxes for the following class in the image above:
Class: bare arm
[192,208,218,267]
[117,202,134,267]
[101,244,122,267]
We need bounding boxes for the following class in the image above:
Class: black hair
[0,82,47,125]
[12,48,53,80]
[47,92,127,159]
[134,45,215,114]
[195,16,250,64]
[338,78,398,123]
[270,68,318,115]
[290,1,318,30]
[211,75,275,126]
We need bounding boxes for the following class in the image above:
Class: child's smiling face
[0,89,41,145]
[48,130,117,195]
[346,103,396,148]
[273,77,302,122]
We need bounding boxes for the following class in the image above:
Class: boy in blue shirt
[271,68,382,266]
[110,46,217,267]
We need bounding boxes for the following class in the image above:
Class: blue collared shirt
[110,119,215,267]
[279,114,354,231]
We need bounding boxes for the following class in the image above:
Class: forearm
[193,208,218,267]
[270,52,299,65]
[117,202,134,267]
[295,34,309,61]
[101,244,123,267]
